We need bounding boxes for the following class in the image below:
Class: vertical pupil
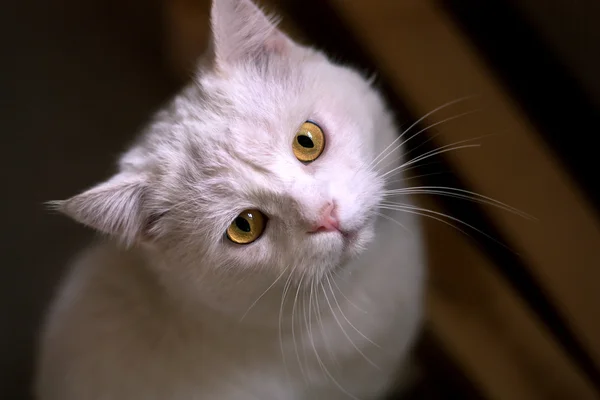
[235,217,251,232]
[297,135,314,148]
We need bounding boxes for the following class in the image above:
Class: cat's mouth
[315,225,363,249]
[306,213,372,258]
[308,224,353,239]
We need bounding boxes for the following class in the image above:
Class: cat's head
[57,0,399,288]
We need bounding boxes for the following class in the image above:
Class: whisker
[373,109,480,172]
[293,268,309,383]
[305,282,362,400]
[385,171,450,186]
[379,202,513,250]
[381,141,481,180]
[374,211,414,235]
[240,266,289,321]
[313,275,339,366]
[383,160,444,178]
[326,274,380,350]
[369,96,476,168]
[329,274,368,314]
[279,264,297,384]
[307,276,332,382]
[321,276,380,369]
[382,186,533,219]
[383,132,498,182]
[378,207,475,243]
[400,111,486,167]
[399,135,486,169]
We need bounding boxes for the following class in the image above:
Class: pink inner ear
[209,0,295,67]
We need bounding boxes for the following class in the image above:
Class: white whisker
[307,276,329,381]
[240,266,289,321]
[379,202,511,249]
[329,274,368,314]
[325,274,380,350]
[321,276,380,369]
[373,109,480,172]
[279,264,297,385]
[292,269,309,383]
[385,171,450,186]
[381,141,481,180]
[382,186,533,219]
[313,276,339,366]
[369,96,476,168]
[374,211,413,235]
[305,280,361,400]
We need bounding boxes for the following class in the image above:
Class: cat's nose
[309,202,340,233]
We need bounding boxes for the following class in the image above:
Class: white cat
[35,0,425,398]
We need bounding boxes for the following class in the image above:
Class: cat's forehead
[145,55,381,206]
[206,60,302,108]
[187,66,316,160]
[199,56,374,129]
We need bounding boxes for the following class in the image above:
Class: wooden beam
[422,198,596,399]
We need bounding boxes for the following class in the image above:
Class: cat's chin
[344,226,375,259]
[326,223,376,270]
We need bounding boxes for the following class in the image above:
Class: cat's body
[38,212,422,400]
[36,1,425,399]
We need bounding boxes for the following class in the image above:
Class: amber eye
[226,209,266,244]
[293,121,325,163]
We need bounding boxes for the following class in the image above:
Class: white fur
[36,0,425,398]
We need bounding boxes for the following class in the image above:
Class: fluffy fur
[36,0,425,399]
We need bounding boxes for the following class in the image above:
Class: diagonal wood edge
[422,197,597,399]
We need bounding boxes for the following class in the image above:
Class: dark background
[1,0,175,396]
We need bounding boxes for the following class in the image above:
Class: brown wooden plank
[329,0,600,372]
[508,0,600,110]
[422,197,597,399]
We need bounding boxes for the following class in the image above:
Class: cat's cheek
[134,210,177,247]
[137,239,161,253]
[227,241,273,269]
[136,224,168,247]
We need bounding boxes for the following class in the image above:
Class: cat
[35,0,425,398]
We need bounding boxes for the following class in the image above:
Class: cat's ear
[208,0,293,68]
[52,173,148,245]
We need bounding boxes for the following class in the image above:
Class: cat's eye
[226,209,266,244]
[293,121,325,163]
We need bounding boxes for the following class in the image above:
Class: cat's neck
[134,244,356,330]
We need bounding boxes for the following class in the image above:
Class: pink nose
[310,202,340,233]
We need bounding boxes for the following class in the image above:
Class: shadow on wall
[0,0,177,397]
